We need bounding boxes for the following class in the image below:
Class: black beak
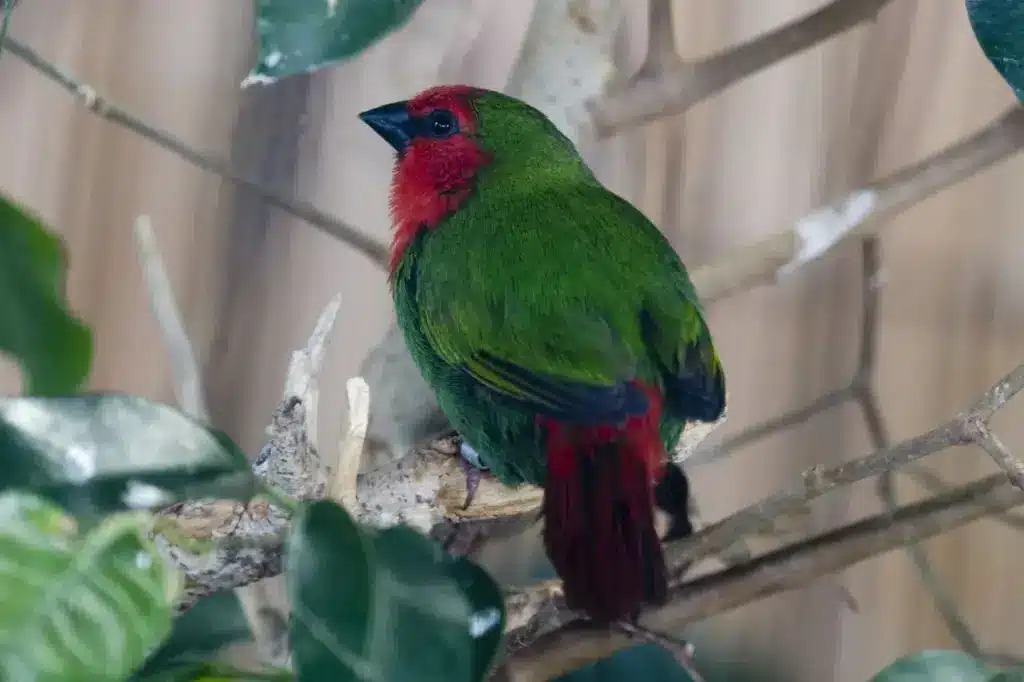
[358,100,413,153]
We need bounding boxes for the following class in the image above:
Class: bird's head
[359,85,586,273]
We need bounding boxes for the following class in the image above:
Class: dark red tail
[539,403,668,623]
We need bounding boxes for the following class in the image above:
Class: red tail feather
[539,384,668,623]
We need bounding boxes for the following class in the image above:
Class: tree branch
[589,0,898,136]
[497,358,1024,679]
[0,34,389,267]
[501,473,1024,681]
[133,215,209,422]
[691,105,1024,304]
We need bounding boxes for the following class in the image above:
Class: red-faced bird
[359,85,725,624]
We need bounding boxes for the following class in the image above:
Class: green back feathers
[392,88,724,456]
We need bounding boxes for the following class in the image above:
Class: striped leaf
[0,492,181,682]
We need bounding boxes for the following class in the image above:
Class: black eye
[425,110,458,138]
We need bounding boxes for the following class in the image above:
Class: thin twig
[502,473,1024,681]
[903,464,1024,531]
[329,376,370,509]
[0,35,389,268]
[972,423,1024,491]
[589,0,897,136]
[133,215,209,421]
[849,239,985,657]
[664,361,1024,575]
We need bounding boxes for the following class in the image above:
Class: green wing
[408,181,724,423]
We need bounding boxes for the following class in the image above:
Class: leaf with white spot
[287,501,505,682]
[246,0,427,85]
[0,492,180,682]
[0,393,255,518]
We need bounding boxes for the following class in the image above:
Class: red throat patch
[387,85,491,276]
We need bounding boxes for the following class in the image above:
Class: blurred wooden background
[2,1,1023,680]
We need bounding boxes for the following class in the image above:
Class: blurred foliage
[287,500,505,682]
[559,639,794,682]
[0,189,507,681]
[0,492,179,682]
[966,0,1024,100]
[0,194,91,395]
[249,0,426,83]
[0,393,255,519]
[869,650,1024,682]
[131,590,253,682]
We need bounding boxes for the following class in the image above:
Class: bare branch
[971,423,1024,491]
[132,215,208,421]
[0,35,389,267]
[692,106,1024,304]
[502,473,1024,681]
[162,295,343,612]
[666,361,1024,574]
[589,0,897,136]
[497,355,1024,679]
[904,464,1024,531]
[329,376,370,510]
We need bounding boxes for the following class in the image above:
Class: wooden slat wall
[2,2,1023,679]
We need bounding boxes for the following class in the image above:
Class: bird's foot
[459,441,490,510]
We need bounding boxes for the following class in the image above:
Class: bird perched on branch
[359,85,725,623]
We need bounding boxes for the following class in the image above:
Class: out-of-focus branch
[848,240,985,658]
[691,105,1024,304]
[497,358,1024,679]
[0,34,389,267]
[666,361,1024,572]
[589,0,898,136]
[500,473,1024,681]
[133,215,209,422]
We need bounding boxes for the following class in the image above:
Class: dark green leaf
[558,643,694,682]
[132,590,253,681]
[870,650,994,682]
[133,661,293,682]
[249,0,426,82]
[287,501,506,682]
[446,554,506,679]
[0,393,255,517]
[967,0,1024,100]
[989,669,1024,682]
[0,492,179,682]
[0,194,92,395]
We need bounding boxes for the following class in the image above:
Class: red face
[360,85,492,274]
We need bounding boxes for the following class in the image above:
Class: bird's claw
[459,441,489,510]
[459,441,489,471]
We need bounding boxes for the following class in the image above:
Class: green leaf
[0,194,92,395]
[870,650,995,682]
[989,670,1024,682]
[967,0,1024,100]
[0,492,180,682]
[249,0,426,83]
[446,555,506,679]
[131,590,253,681]
[0,393,255,517]
[287,501,506,682]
